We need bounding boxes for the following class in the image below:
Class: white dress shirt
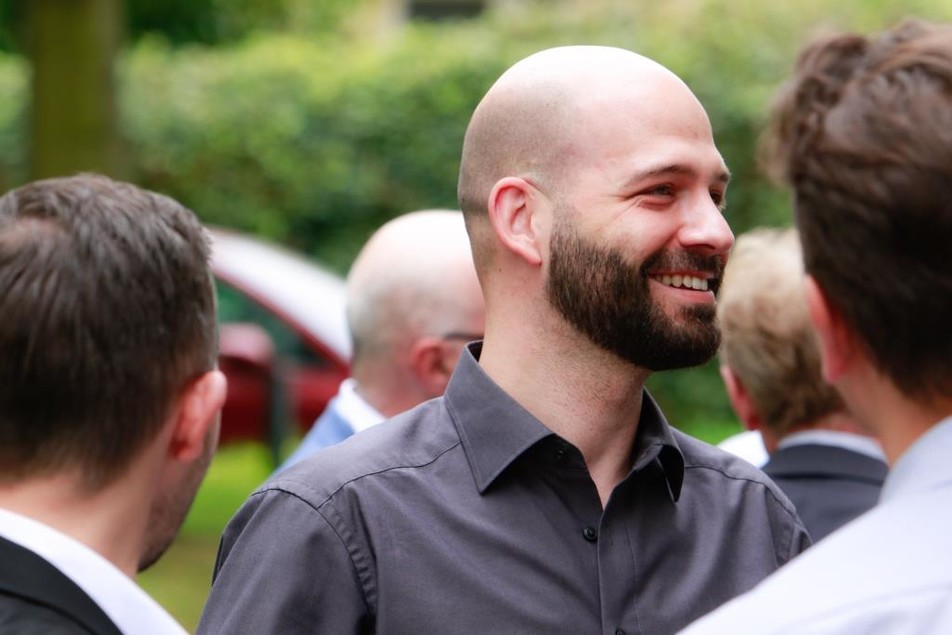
[777,429,886,461]
[336,378,386,434]
[717,429,769,467]
[0,507,187,635]
[680,415,952,634]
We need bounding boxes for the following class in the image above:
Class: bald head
[346,210,483,366]
[458,46,708,271]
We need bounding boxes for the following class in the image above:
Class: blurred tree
[126,0,362,45]
[1,0,950,430]
[26,0,124,179]
[125,0,222,45]
[0,0,362,51]
[0,2,21,52]
[5,0,360,180]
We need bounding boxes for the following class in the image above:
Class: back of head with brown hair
[0,174,217,491]
[718,227,843,435]
[762,19,952,401]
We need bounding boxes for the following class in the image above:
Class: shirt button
[615,629,626,635]
[582,526,598,542]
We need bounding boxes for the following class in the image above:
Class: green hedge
[0,51,25,193]
[117,21,539,270]
[115,0,949,268]
[3,1,947,267]
[1,0,949,428]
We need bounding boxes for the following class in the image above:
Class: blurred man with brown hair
[718,227,886,542]
[0,174,226,634]
[682,19,952,633]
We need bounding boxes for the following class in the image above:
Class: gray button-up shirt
[199,346,809,634]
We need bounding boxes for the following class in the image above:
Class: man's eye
[645,184,675,197]
[711,190,726,209]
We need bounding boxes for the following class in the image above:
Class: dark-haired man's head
[763,19,952,404]
[0,173,226,573]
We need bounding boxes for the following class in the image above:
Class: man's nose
[678,193,734,256]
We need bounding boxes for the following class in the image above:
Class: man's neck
[0,473,149,578]
[352,365,426,419]
[843,369,952,465]
[877,401,952,465]
[479,324,649,506]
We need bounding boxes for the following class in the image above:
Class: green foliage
[0,0,360,53]
[119,25,519,270]
[2,0,952,425]
[0,51,25,191]
[138,442,272,631]
[0,1,21,52]
[126,0,362,46]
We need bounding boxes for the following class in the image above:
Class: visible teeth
[657,275,709,291]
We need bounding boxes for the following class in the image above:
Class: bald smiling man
[199,46,809,635]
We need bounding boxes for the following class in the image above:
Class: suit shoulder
[0,593,98,634]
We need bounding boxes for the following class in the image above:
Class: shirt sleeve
[768,483,812,564]
[196,487,371,634]
[787,516,812,561]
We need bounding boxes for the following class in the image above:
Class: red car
[209,227,351,454]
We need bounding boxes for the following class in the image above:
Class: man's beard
[138,420,218,572]
[545,216,722,371]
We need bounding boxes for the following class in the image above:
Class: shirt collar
[630,390,685,501]
[0,507,187,635]
[445,343,684,501]
[777,429,886,462]
[337,378,386,434]
[882,414,952,503]
[445,343,552,493]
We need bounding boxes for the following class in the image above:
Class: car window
[216,278,329,368]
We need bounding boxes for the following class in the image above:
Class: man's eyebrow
[622,164,732,188]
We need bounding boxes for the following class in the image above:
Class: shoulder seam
[257,439,464,511]
[684,464,799,517]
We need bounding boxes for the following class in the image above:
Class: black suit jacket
[0,535,123,634]
[763,443,888,542]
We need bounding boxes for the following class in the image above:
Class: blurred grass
[138,442,273,632]
[137,421,741,632]
[680,418,743,446]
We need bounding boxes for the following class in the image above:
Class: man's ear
[720,365,764,432]
[168,369,227,462]
[487,176,545,267]
[409,337,457,398]
[804,275,854,385]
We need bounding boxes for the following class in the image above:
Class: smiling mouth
[651,274,712,292]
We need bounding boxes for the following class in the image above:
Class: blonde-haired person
[682,19,952,634]
[718,227,886,542]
